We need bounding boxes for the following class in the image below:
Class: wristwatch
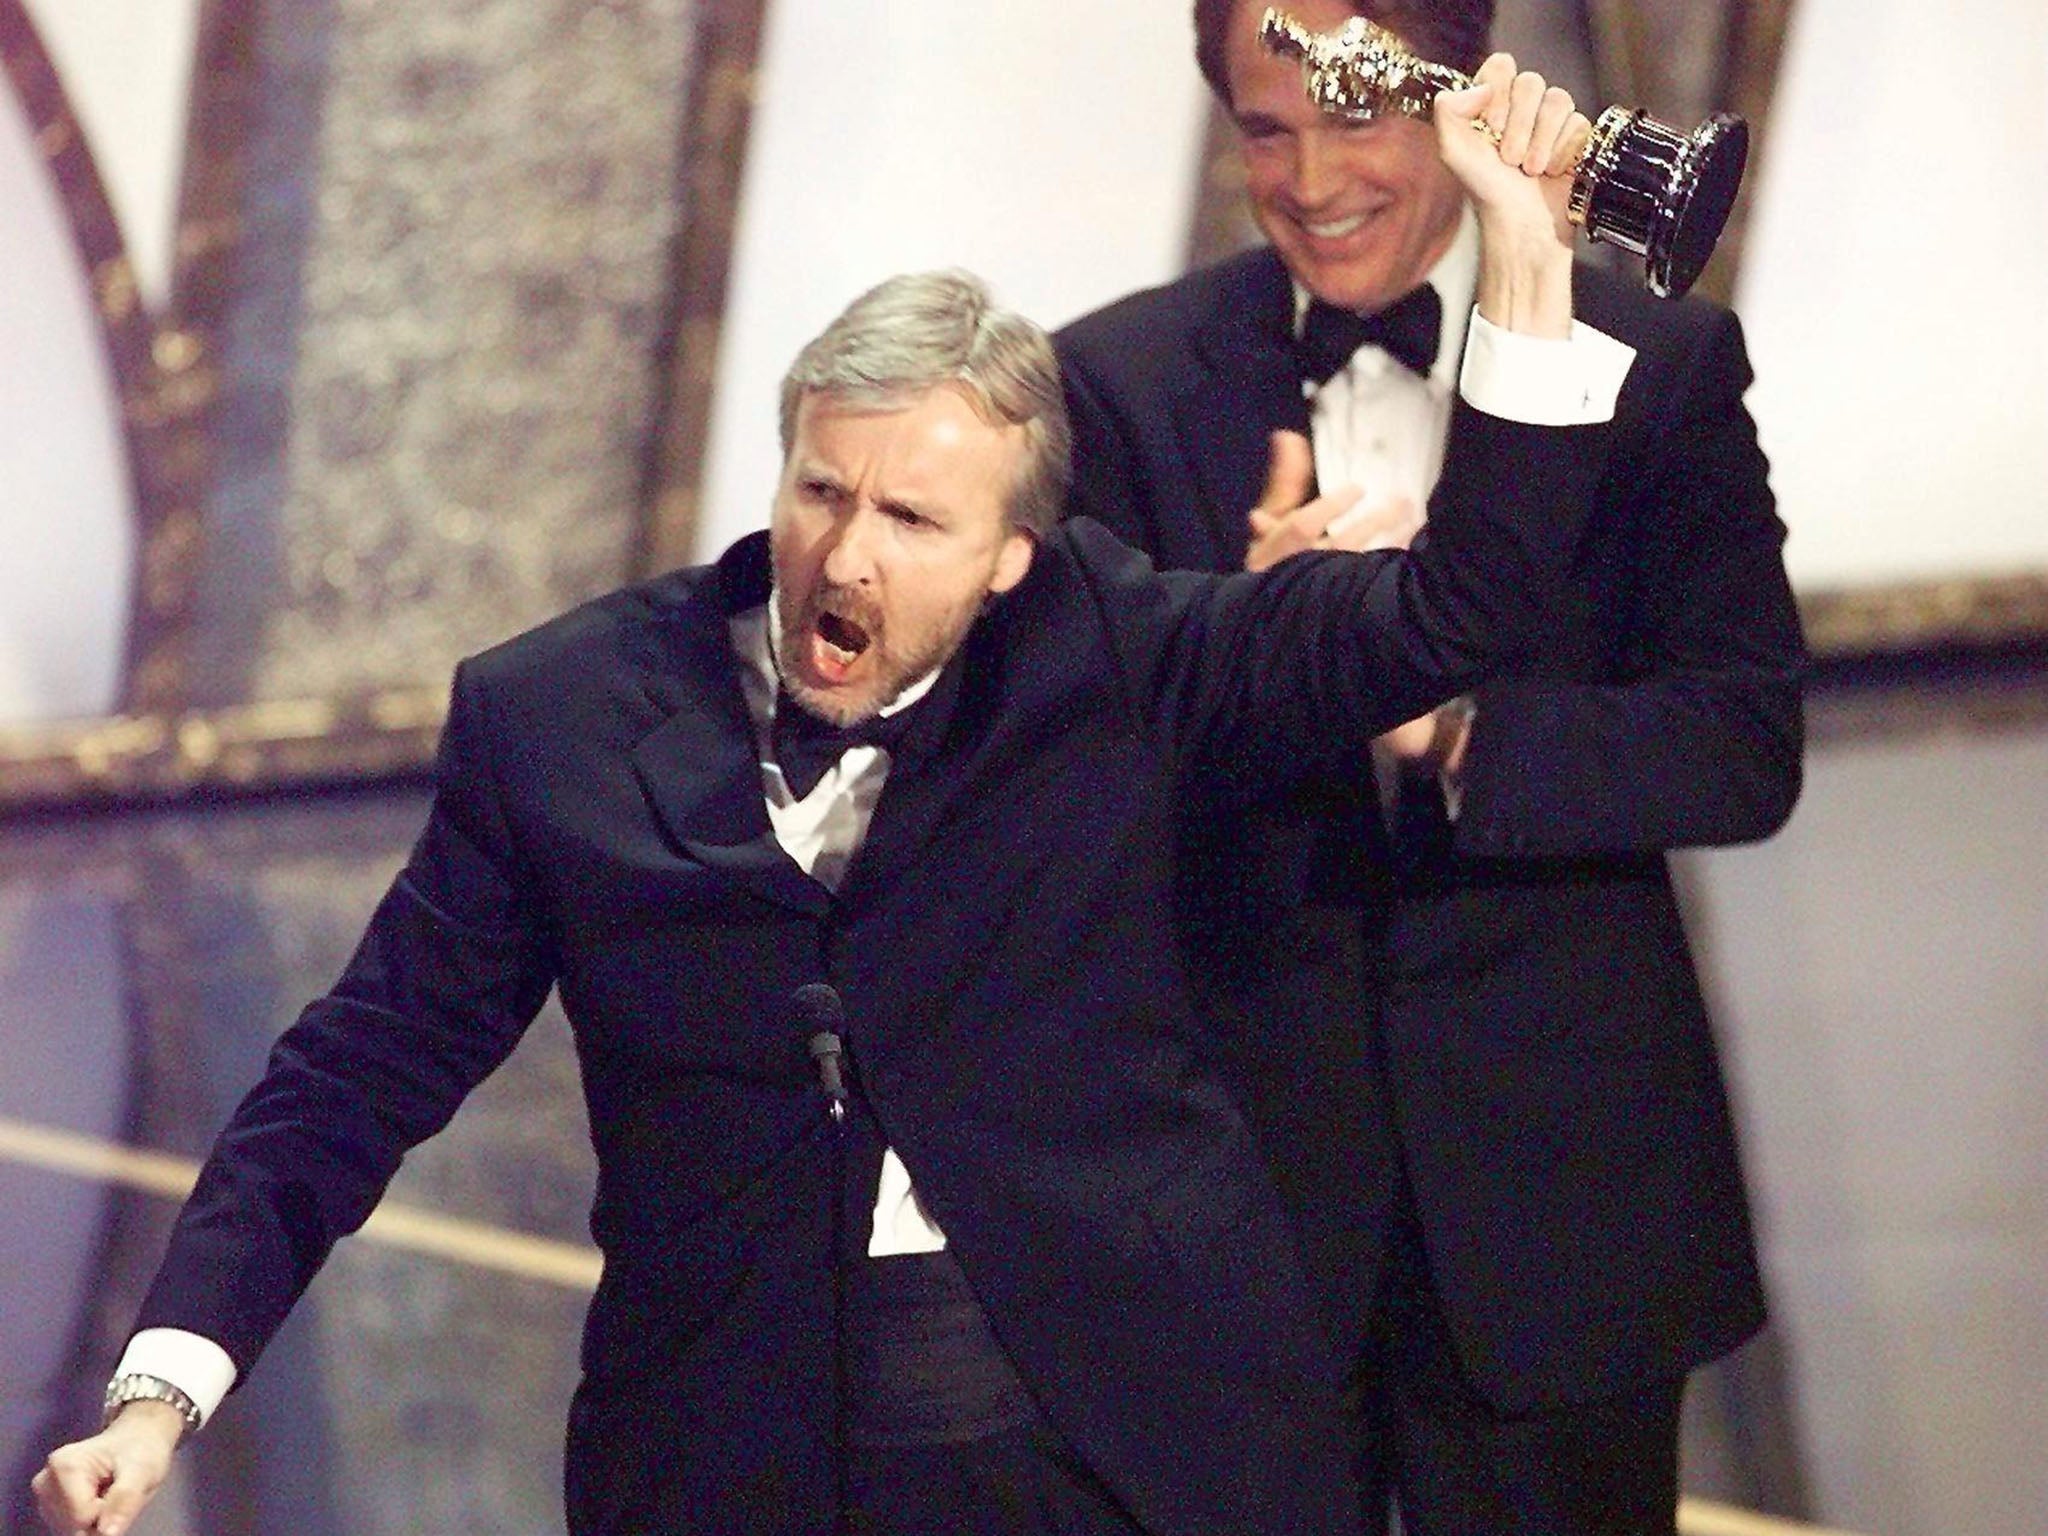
[103,1373,203,1437]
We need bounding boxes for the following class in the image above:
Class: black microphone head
[793,982,848,1112]
[791,981,845,1037]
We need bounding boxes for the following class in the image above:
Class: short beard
[771,584,972,727]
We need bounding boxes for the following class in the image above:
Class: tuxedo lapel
[1178,251,1309,562]
[630,708,830,918]
[628,538,830,918]
[831,755,954,926]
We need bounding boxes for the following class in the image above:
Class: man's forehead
[794,386,1019,464]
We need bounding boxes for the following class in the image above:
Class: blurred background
[1,2,2042,1532]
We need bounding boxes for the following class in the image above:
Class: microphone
[791,983,851,1516]
[793,982,847,1122]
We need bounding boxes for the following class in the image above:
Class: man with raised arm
[39,65,1621,1536]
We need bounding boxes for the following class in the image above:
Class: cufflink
[103,1373,204,1436]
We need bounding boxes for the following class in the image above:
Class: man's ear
[989,530,1035,595]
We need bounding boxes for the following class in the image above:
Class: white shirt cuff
[1458,308,1636,425]
[115,1328,239,1427]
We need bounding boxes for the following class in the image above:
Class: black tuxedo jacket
[133,409,1609,1536]
[1055,246,1807,1412]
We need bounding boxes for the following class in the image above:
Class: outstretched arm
[30,662,558,1535]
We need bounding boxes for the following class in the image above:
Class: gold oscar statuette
[1259,9,1748,298]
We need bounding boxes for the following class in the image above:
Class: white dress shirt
[732,602,950,1259]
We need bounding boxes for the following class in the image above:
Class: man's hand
[1377,700,1474,777]
[1244,431,1423,572]
[1434,55,1592,337]
[31,1403,182,1536]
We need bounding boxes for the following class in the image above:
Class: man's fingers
[1434,80,1487,130]
[1433,75,1499,170]
[29,1465,78,1533]
[32,1429,172,1536]
[1549,110,1594,178]
[1296,486,1364,542]
[1473,52,1515,140]
[1441,56,1585,182]
[1526,86,1577,175]
[1498,67,1546,168]
[1245,486,1363,572]
[1324,494,1423,553]
[1377,713,1440,761]
[1254,430,1316,516]
[96,1460,168,1536]
[1246,431,1322,570]
[32,1447,110,1532]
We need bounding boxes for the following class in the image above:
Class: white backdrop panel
[1739,0,2048,589]
[2,0,201,724]
[20,0,201,309]
[0,84,135,723]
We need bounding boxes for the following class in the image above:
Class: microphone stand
[797,986,852,1535]
[826,1064,848,1536]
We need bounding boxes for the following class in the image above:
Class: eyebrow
[879,496,939,526]
[793,466,939,526]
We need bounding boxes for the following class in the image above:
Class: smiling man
[1229,2,1473,320]
[1054,2,1807,1533]
[37,67,1621,1536]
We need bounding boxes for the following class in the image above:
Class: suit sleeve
[1450,309,1806,856]
[1081,399,1609,796]
[132,660,558,1377]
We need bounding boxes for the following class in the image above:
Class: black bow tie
[1294,285,1443,386]
[770,649,967,800]
[771,693,916,799]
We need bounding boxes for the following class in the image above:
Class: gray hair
[778,269,1072,538]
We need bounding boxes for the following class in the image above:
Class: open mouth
[817,610,870,660]
[807,608,872,683]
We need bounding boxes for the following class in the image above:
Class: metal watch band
[103,1373,203,1436]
